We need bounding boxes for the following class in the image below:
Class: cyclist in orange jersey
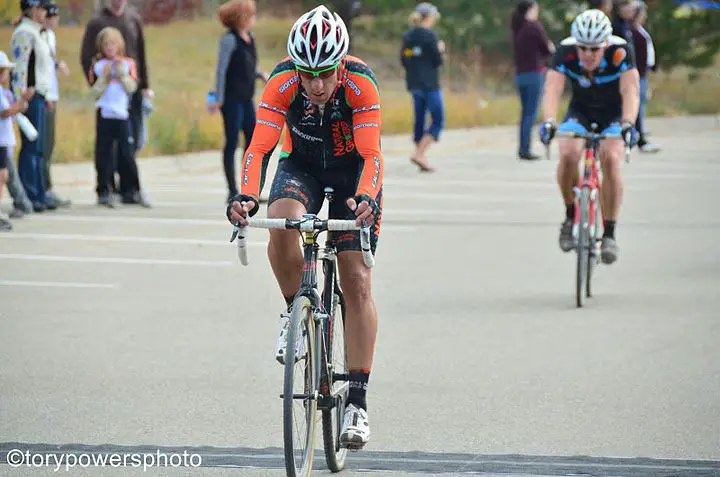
[227,5,382,449]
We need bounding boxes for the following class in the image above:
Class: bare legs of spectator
[410,89,444,172]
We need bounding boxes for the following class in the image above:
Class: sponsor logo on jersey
[278,74,298,94]
[300,97,317,126]
[612,48,627,67]
[332,121,356,156]
[257,119,282,131]
[290,125,322,142]
[371,156,381,189]
[353,122,379,130]
[578,76,592,88]
[352,104,380,114]
[259,101,287,116]
[344,74,362,96]
[242,153,253,186]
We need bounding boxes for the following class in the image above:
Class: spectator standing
[631,1,659,153]
[612,0,638,44]
[0,52,34,230]
[511,0,554,160]
[10,0,55,212]
[589,0,612,16]
[80,0,151,206]
[209,0,267,201]
[41,0,71,207]
[90,27,141,208]
[401,2,444,172]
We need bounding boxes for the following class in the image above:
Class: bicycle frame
[295,216,346,411]
[573,137,602,244]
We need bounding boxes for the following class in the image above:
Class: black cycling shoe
[559,219,574,252]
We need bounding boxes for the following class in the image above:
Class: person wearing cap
[41,0,71,207]
[401,2,445,172]
[0,51,35,230]
[10,0,55,212]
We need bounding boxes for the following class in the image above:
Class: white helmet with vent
[571,9,613,47]
[287,5,350,69]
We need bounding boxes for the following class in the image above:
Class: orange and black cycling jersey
[239,55,384,201]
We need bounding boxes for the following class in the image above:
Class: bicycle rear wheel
[576,187,590,308]
[283,296,318,477]
[322,290,348,472]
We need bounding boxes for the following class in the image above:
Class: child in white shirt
[0,50,34,230]
[89,26,142,207]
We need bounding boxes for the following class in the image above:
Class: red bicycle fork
[573,147,601,243]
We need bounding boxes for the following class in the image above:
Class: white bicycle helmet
[571,9,613,47]
[287,5,349,69]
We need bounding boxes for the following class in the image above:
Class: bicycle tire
[576,187,590,308]
[322,290,348,472]
[283,296,318,477]
[586,195,601,298]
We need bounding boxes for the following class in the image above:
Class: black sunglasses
[578,45,603,52]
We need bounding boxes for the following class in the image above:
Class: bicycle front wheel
[586,193,601,298]
[322,290,348,472]
[576,187,590,308]
[283,296,318,477]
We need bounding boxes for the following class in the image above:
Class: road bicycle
[230,187,374,476]
[549,122,631,307]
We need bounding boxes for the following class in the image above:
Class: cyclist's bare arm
[542,69,566,123]
[345,72,384,201]
[240,69,296,200]
[619,68,640,125]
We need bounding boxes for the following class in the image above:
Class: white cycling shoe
[339,404,370,449]
[275,311,305,365]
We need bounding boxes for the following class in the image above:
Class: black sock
[347,370,369,411]
[284,294,294,308]
[565,203,575,221]
[604,220,616,239]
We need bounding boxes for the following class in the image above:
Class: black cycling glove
[351,194,381,218]
[226,194,259,223]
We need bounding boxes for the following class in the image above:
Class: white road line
[0,254,233,267]
[0,280,118,289]
[0,233,268,247]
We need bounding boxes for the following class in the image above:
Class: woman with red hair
[211,0,268,201]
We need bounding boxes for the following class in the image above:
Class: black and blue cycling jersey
[551,35,636,129]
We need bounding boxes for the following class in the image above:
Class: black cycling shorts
[563,104,621,133]
[268,158,382,254]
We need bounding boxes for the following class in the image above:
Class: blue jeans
[411,89,444,143]
[221,99,256,196]
[515,72,545,155]
[18,95,46,205]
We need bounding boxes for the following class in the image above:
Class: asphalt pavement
[1,115,719,476]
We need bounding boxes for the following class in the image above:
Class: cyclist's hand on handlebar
[539,120,556,145]
[621,121,639,148]
[347,194,379,227]
[226,194,259,226]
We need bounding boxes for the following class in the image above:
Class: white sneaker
[339,404,370,449]
[275,311,305,365]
